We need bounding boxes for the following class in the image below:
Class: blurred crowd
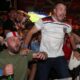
[0,8,42,80]
[0,8,36,51]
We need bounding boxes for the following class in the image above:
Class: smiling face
[7,36,21,53]
[53,3,66,21]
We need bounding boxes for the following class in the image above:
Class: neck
[52,16,59,22]
[52,15,63,22]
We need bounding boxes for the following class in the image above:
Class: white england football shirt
[35,16,72,58]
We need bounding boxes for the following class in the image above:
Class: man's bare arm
[69,33,80,60]
[24,26,40,46]
[69,33,76,49]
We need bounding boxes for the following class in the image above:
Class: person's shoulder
[63,22,72,28]
[42,16,54,22]
[1,49,8,53]
[0,49,8,54]
[4,19,11,22]
[3,19,12,25]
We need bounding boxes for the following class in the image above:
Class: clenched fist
[33,52,47,60]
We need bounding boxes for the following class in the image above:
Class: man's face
[9,10,17,20]
[7,37,21,53]
[53,3,66,21]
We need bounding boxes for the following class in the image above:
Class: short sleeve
[64,24,72,34]
[35,19,44,30]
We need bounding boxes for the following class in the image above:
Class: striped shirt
[35,16,72,58]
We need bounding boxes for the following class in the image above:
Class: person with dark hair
[3,8,17,34]
[24,2,73,80]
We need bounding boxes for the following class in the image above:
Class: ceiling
[17,0,80,12]
[0,0,80,17]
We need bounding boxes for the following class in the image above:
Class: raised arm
[69,33,80,60]
[69,33,76,50]
[24,26,40,47]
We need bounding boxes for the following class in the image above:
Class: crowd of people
[0,2,80,80]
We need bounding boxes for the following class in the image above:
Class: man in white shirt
[24,2,72,80]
